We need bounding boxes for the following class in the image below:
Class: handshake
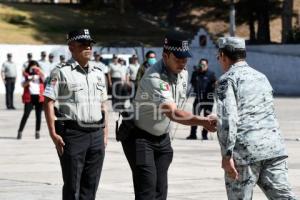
[201,114,218,132]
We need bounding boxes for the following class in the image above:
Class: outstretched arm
[160,102,217,132]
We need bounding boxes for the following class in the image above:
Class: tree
[237,0,276,44]
[256,0,271,43]
[167,0,181,27]
[282,0,294,43]
[120,0,125,14]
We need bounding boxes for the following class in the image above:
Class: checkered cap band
[67,34,92,43]
[163,45,189,52]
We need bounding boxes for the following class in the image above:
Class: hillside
[0,2,299,45]
[0,2,167,46]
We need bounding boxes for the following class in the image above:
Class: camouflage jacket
[216,61,287,165]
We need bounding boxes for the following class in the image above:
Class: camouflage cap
[218,37,246,50]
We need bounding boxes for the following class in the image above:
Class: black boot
[202,132,208,140]
[186,133,197,140]
[17,131,22,139]
[35,131,40,139]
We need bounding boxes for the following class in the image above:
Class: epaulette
[93,65,103,72]
[56,63,69,69]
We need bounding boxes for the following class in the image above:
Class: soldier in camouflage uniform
[216,37,297,200]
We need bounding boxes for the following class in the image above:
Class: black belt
[134,125,168,141]
[63,120,102,132]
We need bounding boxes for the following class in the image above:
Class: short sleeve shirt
[108,63,127,80]
[128,63,139,81]
[2,61,17,78]
[44,60,108,123]
[134,59,188,136]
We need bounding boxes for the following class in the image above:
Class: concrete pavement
[0,95,299,200]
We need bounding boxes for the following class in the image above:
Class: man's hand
[51,133,65,156]
[222,157,239,180]
[201,116,217,132]
[104,133,108,147]
[103,125,108,148]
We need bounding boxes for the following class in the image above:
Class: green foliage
[287,26,300,43]
[2,14,29,25]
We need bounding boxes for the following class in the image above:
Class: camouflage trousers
[225,156,297,200]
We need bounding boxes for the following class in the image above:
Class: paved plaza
[0,95,299,200]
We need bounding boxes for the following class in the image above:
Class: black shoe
[11,106,16,110]
[35,132,40,139]
[202,133,208,140]
[186,135,197,140]
[17,131,22,139]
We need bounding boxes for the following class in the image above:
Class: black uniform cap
[163,31,192,58]
[67,29,95,44]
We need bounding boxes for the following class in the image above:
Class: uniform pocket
[95,82,107,101]
[69,84,84,102]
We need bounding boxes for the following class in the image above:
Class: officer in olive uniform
[22,53,33,72]
[44,29,108,200]
[216,37,297,200]
[121,32,217,200]
[1,53,17,109]
[127,55,140,99]
[108,55,129,110]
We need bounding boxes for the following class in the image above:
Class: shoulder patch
[94,66,103,71]
[159,81,170,91]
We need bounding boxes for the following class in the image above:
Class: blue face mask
[147,58,157,66]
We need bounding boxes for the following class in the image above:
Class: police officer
[59,55,66,65]
[48,53,56,71]
[22,53,33,72]
[93,52,108,74]
[127,55,140,100]
[1,53,17,110]
[216,37,297,200]
[44,29,108,200]
[121,32,217,200]
[39,51,50,77]
[186,58,216,140]
[107,55,128,110]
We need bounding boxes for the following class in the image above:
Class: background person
[108,55,129,110]
[17,60,45,139]
[1,53,17,110]
[186,58,216,140]
[136,50,156,84]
